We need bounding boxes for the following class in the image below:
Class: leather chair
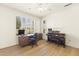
[29,35,38,47]
[34,33,43,40]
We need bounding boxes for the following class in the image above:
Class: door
[42,20,47,40]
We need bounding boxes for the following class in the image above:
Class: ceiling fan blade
[64,3,72,7]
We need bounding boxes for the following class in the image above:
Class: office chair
[29,35,38,47]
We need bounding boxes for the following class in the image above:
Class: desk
[18,33,43,47]
[47,32,65,47]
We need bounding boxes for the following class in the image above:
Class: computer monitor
[18,30,25,35]
[48,28,52,33]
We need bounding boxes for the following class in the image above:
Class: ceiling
[2,3,73,18]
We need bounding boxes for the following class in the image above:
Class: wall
[42,4,79,48]
[0,5,40,49]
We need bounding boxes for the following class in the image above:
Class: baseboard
[66,44,79,49]
[0,42,18,49]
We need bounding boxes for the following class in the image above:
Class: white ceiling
[2,3,72,18]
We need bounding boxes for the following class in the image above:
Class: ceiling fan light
[38,7,47,11]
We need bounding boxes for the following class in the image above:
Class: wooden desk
[57,33,65,47]
[47,32,65,47]
[18,33,43,47]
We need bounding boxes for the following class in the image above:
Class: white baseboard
[66,44,79,48]
[0,42,18,49]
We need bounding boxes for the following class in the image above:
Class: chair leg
[31,43,34,48]
[36,43,38,46]
[32,45,33,48]
[63,44,65,48]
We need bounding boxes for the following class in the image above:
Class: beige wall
[42,4,79,48]
[0,4,79,49]
[0,5,41,49]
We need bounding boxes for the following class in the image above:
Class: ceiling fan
[64,3,72,7]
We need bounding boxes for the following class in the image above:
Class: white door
[42,20,47,40]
